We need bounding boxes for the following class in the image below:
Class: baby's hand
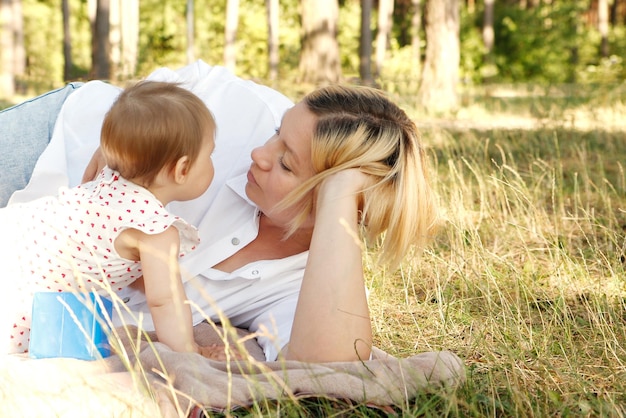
[198,343,245,361]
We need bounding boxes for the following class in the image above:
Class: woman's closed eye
[278,156,291,172]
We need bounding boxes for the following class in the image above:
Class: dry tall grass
[364,85,626,417]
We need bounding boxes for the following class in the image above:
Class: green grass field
[370,85,625,417]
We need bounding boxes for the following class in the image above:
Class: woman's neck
[259,213,313,255]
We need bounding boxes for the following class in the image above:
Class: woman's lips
[247,169,257,185]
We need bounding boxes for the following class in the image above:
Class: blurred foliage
[12,0,626,96]
[22,0,63,91]
[137,0,188,75]
[485,1,625,84]
[491,1,584,83]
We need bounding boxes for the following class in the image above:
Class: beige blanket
[0,323,465,417]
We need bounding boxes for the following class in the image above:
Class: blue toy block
[28,292,113,360]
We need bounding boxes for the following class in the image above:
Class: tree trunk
[119,0,139,80]
[375,0,393,76]
[411,0,422,77]
[266,0,279,81]
[92,0,111,79]
[12,0,24,86]
[107,0,137,81]
[359,0,373,85]
[609,0,618,26]
[417,0,460,113]
[186,0,195,64]
[299,0,342,84]
[483,0,494,55]
[109,0,120,79]
[598,0,609,57]
[224,0,239,71]
[0,0,14,97]
[62,0,72,81]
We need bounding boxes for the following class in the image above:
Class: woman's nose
[251,144,272,170]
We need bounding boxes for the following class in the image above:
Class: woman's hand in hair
[316,168,372,212]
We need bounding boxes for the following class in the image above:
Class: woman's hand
[81,147,106,183]
[318,168,371,198]
[314,168,373,219]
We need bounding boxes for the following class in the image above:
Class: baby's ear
[173,156,191,184]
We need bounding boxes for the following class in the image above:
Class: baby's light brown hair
[100,81,216,186]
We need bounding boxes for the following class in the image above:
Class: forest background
[1,0,625,109]
[1,0,626,417]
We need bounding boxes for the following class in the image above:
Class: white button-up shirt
[12,60,302,361]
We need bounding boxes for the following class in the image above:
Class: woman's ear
[173,156,191,184]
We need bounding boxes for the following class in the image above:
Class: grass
[363,90,626,416]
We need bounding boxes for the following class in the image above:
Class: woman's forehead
[280,103,316,170]
[285,103,316,138]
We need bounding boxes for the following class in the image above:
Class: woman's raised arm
[287,169,372,362]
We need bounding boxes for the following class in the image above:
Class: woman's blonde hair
[100,81,215,186]
[280,84,438,268]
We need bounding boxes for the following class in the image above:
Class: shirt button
[251,270,259,275]
[231,237,240,245]
[122,297,130,303]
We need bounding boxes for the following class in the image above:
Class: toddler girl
[1,81,216,356]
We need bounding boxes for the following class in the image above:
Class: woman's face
[246,101,317,226]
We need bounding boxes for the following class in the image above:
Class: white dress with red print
[0,167,199,353]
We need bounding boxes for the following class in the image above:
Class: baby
[1,81,218,357]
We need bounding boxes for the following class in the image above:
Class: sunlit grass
[365,116,626,416]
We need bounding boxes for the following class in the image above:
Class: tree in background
[62,0,72,81]
[0,0,24,97]
[359,0,374,85]
[483,0,494,57]
[0,0,15,97]
[224,0,239,71]
[599,0,609,57]
[186,0,194,64]
[12,0,25,89]
[110,0,138,81]
[299,0,342,84]
[418,0,460,113]
[411,0,423,77]
[91,0,110,79]
[266,0,279,81]
[375,0,394,77]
